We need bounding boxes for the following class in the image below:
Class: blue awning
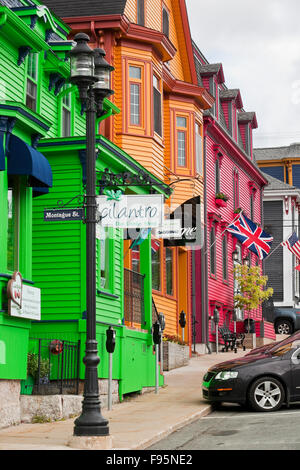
[0,134,5,171]
[7,135,53,190]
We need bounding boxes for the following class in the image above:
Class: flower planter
[162,341,189,371]
[215,198,227,208]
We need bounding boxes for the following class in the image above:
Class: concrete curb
[127,405,213,450]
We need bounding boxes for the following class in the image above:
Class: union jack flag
[227,213,273,260]
[281,232,300,260]
[151,239,160,254]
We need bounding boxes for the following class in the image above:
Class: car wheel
[275,319,293,335]
[248,377,285,412]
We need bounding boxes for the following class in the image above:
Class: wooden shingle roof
[42,0,127,18]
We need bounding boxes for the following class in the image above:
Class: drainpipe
[202,123,212,353]
[191,250,196,354]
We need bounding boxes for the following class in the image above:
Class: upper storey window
[153,74,162,136]
[176,117,187,167]
[209,77,217,117]
[129,65,142,126]
[195,123,203,175]
[26,52,38,112]
[137,0,145,26]
[162,4,170,38]
[245,124,251,156]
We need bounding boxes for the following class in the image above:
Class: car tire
[248,376,285,412]
[275,319,293,335]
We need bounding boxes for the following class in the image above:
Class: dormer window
[137,0,145,26]
[162,4,170,38]
[209,77,217,117]
[245,123,251,156]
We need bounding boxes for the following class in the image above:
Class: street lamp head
[93,48,114,116]
[232,249,239,262]
[70,33,96,86]
[93,48,114,92]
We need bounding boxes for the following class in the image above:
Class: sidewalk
[0,349,246,450]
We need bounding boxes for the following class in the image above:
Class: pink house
[192,44,275,351]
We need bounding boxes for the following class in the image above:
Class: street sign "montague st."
[44,208,85,222]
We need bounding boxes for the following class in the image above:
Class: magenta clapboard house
[193,44,275,350]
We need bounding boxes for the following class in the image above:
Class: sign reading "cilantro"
[97,194,164,228]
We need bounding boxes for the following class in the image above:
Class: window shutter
[162,7,169,37]
[153,86,162,136]
[137,0,145,26]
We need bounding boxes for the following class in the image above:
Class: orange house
[44,0,214,344]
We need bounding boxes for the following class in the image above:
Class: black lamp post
[70,33,114,437]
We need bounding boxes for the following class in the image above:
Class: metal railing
[26,338,81,395]
[124,268,145,326]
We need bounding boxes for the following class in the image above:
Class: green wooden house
[0,0,169,426]
[31,135,170,399]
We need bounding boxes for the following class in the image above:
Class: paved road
[147,403,300,450]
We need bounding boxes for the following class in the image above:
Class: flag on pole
[281,232,300,260]
[227,212,273,260]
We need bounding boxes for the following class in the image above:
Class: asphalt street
[147,403,300,451]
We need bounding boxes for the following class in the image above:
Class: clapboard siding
[205,133,264,342]
[32,157,83,320]
[263,200,283,301]
[0,41,25,102]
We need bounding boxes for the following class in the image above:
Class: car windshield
[268,331,300,356]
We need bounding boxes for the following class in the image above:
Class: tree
[233,264,273,332]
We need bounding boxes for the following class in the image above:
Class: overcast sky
[186,0,300,149]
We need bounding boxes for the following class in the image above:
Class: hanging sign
[153,219,182,239]
[44,208,84,222]
[9,284,41,320]
[96,194,164,228]
[7,271,22,309]
[7,271,41,320]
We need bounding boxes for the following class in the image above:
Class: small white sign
[96,194,164,228]
[153,219,182,239]
[9,285,41,321]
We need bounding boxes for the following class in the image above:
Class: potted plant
[20,352,51,395]
[233,207,242,214]
[215,192,229,207]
